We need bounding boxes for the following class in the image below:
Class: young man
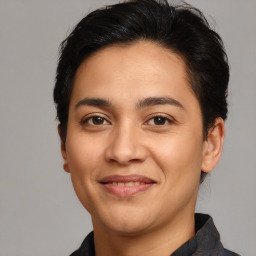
[54,0,239,255]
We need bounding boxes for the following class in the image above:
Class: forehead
[76,41,188,81]
[71,40,197,108]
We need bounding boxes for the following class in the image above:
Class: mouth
[99,175,156,197]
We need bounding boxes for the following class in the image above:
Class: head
[53,0,229,236]
[54,0,229,183]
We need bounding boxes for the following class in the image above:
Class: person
[53,0,239,255]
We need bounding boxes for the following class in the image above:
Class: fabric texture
[69,213,239,256]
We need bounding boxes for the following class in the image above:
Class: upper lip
[99,175,156,184]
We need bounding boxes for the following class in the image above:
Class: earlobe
[201,118,225,173]
[58,125,70,173]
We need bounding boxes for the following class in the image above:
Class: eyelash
[80,114,174,127]
[81,114,111,126]
[145,114,174,126]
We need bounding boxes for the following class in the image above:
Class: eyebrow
[74,96,184,110]
[136,97,185,110]
[75,98,112,109]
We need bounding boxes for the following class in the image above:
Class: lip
[99,175,156,197]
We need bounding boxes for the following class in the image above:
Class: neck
[93,212,195,256]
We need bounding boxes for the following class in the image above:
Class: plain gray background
[0,0,255,255]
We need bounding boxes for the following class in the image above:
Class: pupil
[93,117,103,124]
[154,117,165,125]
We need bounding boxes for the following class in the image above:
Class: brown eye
[146,115,174,127]
[82,115,110,126]
[153,116,167,125]
[91,116,105,125]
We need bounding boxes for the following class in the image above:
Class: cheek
[65,134,104,211]
[157,135,203,210]
[66,133,104,179]
[152,132,204,183]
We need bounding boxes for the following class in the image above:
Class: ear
[201,118,225,173]
[58,125,70,173]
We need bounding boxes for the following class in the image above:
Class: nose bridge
[105,119,146,164]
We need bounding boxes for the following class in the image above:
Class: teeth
[112,181,142,186]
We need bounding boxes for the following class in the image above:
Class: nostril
[108,157,142,165]
[104,134,148,165]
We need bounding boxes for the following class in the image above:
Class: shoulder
[194,213,240,256]
[222,248,241,256]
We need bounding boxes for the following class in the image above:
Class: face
[61,41,214,235]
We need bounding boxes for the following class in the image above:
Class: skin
[60,40,225,256]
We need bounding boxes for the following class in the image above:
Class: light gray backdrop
[0,0,255,255]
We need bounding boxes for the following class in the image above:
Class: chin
[92,206,156,236]
[106,219,151,236]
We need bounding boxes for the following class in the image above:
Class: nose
[105,123,148,165]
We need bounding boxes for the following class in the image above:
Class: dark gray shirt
[70,213,239,256]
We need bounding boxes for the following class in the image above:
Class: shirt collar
[171,213,223,255]
[71,213,224,256]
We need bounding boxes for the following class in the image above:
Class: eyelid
[80,113,111,125]
[80,112,176,126]
[145,113,175,125]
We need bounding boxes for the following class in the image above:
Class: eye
[81,115,110,126]
[146,115,174,126]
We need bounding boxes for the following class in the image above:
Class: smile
[99,175,156,197]
[109,181,144,186]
